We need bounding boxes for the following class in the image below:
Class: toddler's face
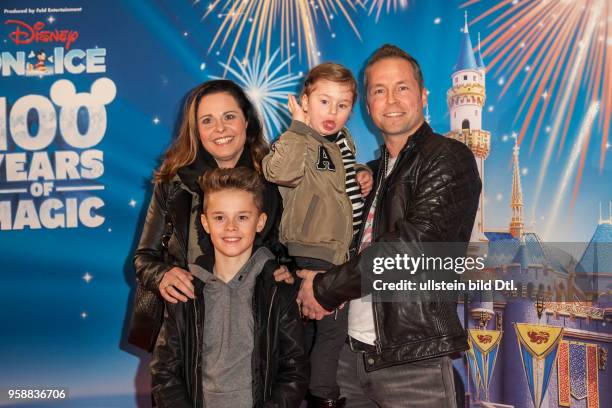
[302,79,353,136]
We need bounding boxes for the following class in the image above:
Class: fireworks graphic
[211,49,302,140]
[367,0,409,22]
[464,0,611,209]
[544,101,600,239]
[197,0,363,70]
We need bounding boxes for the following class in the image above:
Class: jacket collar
[189,246,275,284]
[381,120,432,159]
[176,143,254,192]
[288,120,353,148]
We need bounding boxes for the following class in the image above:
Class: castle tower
[446,12,491,242]
[509,139,524,238]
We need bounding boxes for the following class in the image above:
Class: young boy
[150,167,308,408]
[262,63,372,407]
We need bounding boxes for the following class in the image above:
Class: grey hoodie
[188,247,274,408]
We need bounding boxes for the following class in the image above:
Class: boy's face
[201,189,267,260]
[301,79,353,136]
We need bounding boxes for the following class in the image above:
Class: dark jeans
[296,257,348,400]
[337,343,458,408]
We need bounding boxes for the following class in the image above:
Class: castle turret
[447,12,491,242]
[475,33,486,71]
[509,139,524,238]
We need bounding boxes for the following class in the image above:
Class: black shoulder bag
[127,215,174,352]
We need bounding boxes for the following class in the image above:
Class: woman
[129,79,286,351]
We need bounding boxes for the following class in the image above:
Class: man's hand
[288,94,309,125]
[356,170,373,197]
[296,269,332,320]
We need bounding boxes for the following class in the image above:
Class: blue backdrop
[1,1,610,407]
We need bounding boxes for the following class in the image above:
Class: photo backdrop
[1,1,610,407]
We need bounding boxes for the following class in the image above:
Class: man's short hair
[364,44,425,91]
[301,62,358,106]
[198,167,265,212]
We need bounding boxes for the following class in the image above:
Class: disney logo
[5,19,79,50]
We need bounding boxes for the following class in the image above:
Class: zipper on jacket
[370,150,389,355]
[329,137,354,264]
[263,285,277,398]
[372,301,383,354]
[193,298,200,406]
[167,210,189,263]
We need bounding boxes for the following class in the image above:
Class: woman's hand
[356,170,373,197]
[159,267,195,303]
[273,264,295,285]
[288,94,309,126]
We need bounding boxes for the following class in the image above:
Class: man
[297,44,481,407]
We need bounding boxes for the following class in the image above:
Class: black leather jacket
[150,254,309,408]
[313,122,481,371]
[130,146,283,350]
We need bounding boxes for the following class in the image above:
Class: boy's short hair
[301,62,358,106]
[198,167,265,212]
[363,44,425,91]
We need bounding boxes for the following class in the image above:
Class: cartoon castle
[446,11,490,243]
[446,12,611,408]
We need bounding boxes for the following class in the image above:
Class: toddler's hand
[273,264,295,285]
[288,94,309,125]
[356,170,373,197]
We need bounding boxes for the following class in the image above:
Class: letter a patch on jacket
[316,146,336,171]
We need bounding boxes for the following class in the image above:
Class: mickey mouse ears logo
[50,77,116,107]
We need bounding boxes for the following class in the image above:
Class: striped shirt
[326,131,364,235]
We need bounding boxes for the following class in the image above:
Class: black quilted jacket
[313,122,481,371]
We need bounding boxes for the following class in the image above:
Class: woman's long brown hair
[154,80,269,183]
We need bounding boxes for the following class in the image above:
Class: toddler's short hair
[301,62,357,106]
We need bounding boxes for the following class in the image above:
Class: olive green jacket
[262,120,368,265]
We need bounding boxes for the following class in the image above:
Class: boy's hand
[356,170,373,197]
[159,267,195,303]
[273,264,294,284]
[288,94,309,125]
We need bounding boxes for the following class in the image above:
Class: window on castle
[527,283,534,298]
[475,110,478,116]
[463,75,467,80]
[462,119,470,130]
[455,77,458,84]
[473,75,476,81]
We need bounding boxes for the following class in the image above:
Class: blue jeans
[337,343,458,408]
